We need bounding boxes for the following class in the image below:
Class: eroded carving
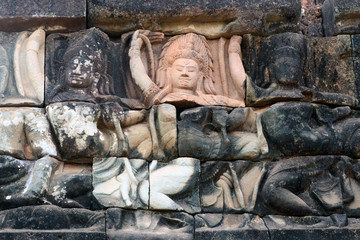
[126,31,246,108]
[178,106,268,160]
[200,161,267,213]
[0,29,45,106]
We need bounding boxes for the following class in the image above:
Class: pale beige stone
[0,107,58,160]
[128,31,246,108]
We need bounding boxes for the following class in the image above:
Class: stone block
[246,32,357,107]
[92,158,149,209]
[0,205,105,239]
[264,215,360,240]
[106,208,194,240]
[195,213,269,240]
[178,106,268,160]
[0,107,58,160]
[0,30,45,106]
[88,0,301,38]
[200,161,267,213]
[0,0,86,33]
[261,102,360,158]
[323,0,360,36]
[149,158,201,213]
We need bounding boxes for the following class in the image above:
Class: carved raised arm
[228,35,246,101]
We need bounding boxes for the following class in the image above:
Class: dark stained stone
[88,0,301,38]
[261,102,360,158]
[264,215,360,240]
[195,213,270,240]
[106,208,194,240]
[323,0,360,36]
[0,0,86,33]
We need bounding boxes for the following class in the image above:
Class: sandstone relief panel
[178,106,268,160]
[0,29,45,106]
[122,31,247,108]
[246,32,357,107]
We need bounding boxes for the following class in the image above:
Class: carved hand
[228,35,242,59]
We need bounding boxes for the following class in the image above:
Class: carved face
[169,58,200,93]
[269,57,302,86]
[0,64,8,85]
[65,56,95,89]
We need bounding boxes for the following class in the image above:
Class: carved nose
[73,65,81,74]
[181,72,189,77]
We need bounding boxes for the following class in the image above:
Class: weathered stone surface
[106,208,194,240]
[0,205,105,239]
[93,158,148,209]
[47,102,177,161]
[264,215,360,240]
[246,32,357,107]
[305,35,356,105]
[0,107,58,160]
[300,0,324,36]
[125,31,246,108]
[259,156,358,216]
[0,156,94,210]
[178,106,268,160]
[48,163,93,209]
[261,102,360,157]
[352,34,360,101]
[149,158,201,213]
[195,213,269,240]
[88,0,301,38]
[0,0,86,33]
[323,0,360,36]
[200,161,267,213]
[45,27,144,109]
[0,29,45,106]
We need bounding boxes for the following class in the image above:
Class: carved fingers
[228,35,242,58]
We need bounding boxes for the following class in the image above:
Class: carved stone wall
[1,0,360,239]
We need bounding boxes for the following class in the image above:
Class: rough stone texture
[352,34,360,101]
[261,102,360,158]
[259,156,359,216]
[246,32,357,107]
[88,0,301,38]
[264,215,360,240]
[0,107,58,160]
[323,0,360,36]
[0,205,105,239]
[149,158,201,213]
[200,161,267,213]
[0,30,45,106]
[0,0,86,33]
[195,213,269,240]
[106,208,194,240]
[92,158,148,209]
[305,35,357,106]
[300,0,324,36]
[178,106,268,160]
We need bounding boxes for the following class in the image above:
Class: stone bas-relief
[0,155,93,210]
[200,161,267,213]
[246,32,358,107]
[47,103,177,161]
[261,102,360,158]
[106,208,194,240]
[46,27,144,109]
[0,205,105,240]
[93,157,200,213]
[178,106,268,160]
[0,29,45,106]
[93,158,148,209]
[126,31,246,108]
[0,107,58,160]
[260,156,360,216]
